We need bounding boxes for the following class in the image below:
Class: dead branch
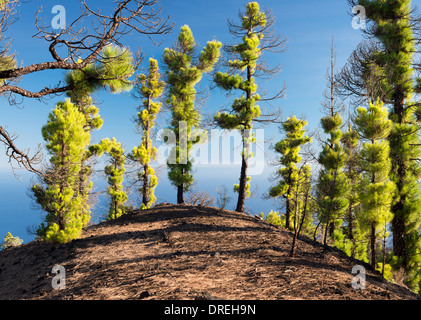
[0,125,43,176]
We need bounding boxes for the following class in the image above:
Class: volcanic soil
[0,203,419,300]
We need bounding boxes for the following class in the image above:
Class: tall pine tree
[269,116,312,230]
[316,112,349,249]
[132,58,165,209]
[65,45,134,219]
[355,99,395,269]
[214,2,285,212]
[103,138,128,220]
[32,46,135,243]
[32,100,91,243]
[163,25,221,204]
[335,125,368,261]
[350,0,421,292]
[316,41,349,249]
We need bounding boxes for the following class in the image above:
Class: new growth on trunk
[163,25,221,204]
[214,1,286,212]
[131,58,165,209]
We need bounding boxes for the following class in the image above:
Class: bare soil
[0,204,419,300]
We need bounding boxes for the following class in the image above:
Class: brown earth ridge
[0,203,419,300]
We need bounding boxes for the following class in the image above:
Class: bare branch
[0,126,43,176]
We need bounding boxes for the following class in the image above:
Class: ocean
[0,165,277,246]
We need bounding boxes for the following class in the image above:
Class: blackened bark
[371,223,377,269]
[142,163,149,207]
[235,155,248,212]
[285,168,292,230]
[235,63,252,213]
[177,184,184,204]
[391,89,408,267]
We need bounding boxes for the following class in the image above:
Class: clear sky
[1,0,368,169]
[1,0,421,241]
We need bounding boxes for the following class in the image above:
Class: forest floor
[0,203,419,300]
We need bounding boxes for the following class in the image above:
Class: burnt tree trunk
[235,63,252,213]
[390,89,407,268]
[371,223,377,269]
[142,163,149,207]
[235,153,248,213]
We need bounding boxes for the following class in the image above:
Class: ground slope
[0,204,419,300]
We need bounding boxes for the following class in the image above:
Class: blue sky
[1,0,420,241]
[1,0,367,170]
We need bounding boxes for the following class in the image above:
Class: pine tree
[131,58,165,209]
[64,45,134,216]
[163,25,221,204]
[269,116,312,230]
[350,0,421,292]
[289,164,313,257]
[333,125,368,261]
[32,100,91,243]
[32,46,135,243]
[354,99,395,269]
[295,165,315,238]
[316,40,350,250]
[0,232,23,250]
[103,138,128,220]
[317,112,350,250]
[214,2,285,212]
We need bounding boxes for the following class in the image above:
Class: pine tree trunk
[177,185,184,204]
[348,200,356,258]
[290,184,300,257]
[177,166,184,204]
[382,223,387,279]
[235,154,248,213]
[290,231,297,257]
[348,201,354,241]
[142,163,149,207]
[391,92,408,267]
[285,194,291,230]
[142,116,150,208]
[323,167,338,250]
[297,190,310,236]
[285,168,292,230]
[114,160,118,216]
[392,214,406,264]
[371,224,377,269]
[235,63,252,214]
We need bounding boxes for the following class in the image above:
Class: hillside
[0,203,419,300]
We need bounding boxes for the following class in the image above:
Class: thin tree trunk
[114,160,118,216]
[382,222,387,278]
[142,99,151,208]
[235,62,252,213]
[235,154,248,212]
[142,163,149,207]
[313,219,322,242]
[290,183,300,257]
[177,164,184,204]
[290,227,298,257]
[323,167,338,251]
[177,184,184,204]
[298,187,310,236]
[348,200,355,259]
[371,223,377,269]
[285,169,292,230]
